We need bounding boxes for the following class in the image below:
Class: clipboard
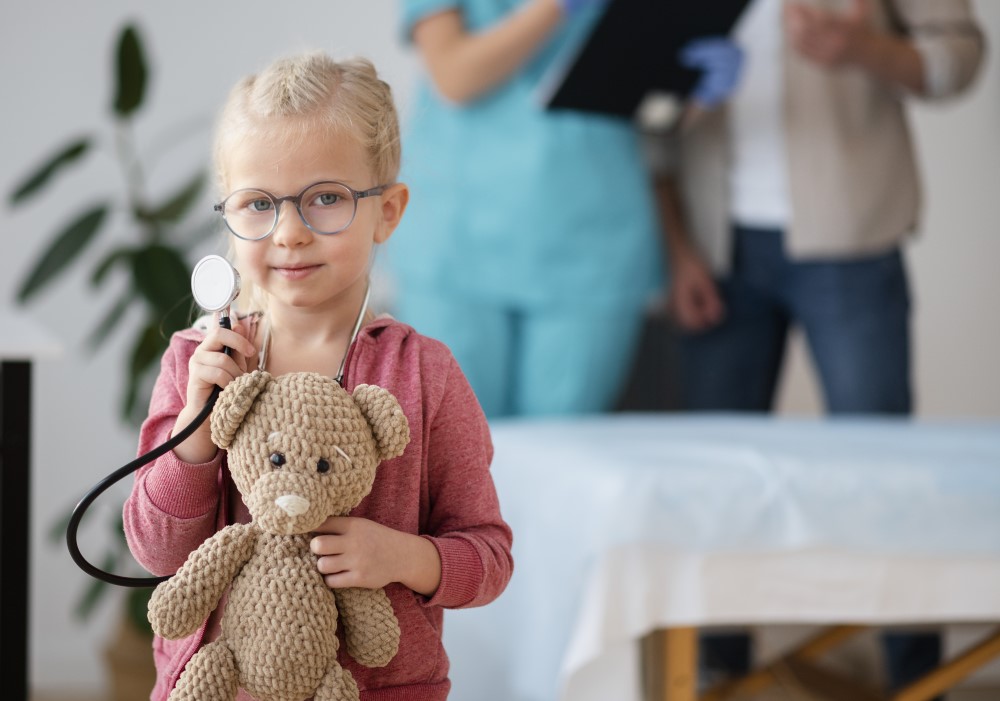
[537,0,751,119]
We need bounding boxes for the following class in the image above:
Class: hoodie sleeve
[122,331,225,577]
[419,356,513,609]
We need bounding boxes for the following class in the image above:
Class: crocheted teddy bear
[148,370,409,701]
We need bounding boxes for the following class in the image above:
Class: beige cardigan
[658,0,985,273]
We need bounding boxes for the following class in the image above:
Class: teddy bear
[147,370,410,701]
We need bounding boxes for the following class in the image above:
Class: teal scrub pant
[395,288,646,418]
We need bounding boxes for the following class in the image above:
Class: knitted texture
[352,384,410,461]
[336,587,401,667]
[171,641,239,701]
[149,371,408,701]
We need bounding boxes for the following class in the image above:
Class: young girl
[123,51,513,701]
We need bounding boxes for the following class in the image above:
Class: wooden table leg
[890,626,1000,701]
[648,624,1000,701]
[662,627,698,701]
[700,625,865,701]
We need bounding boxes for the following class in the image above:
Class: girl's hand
[171,317,257,464]
[185,318,257,408]
[311,516,441,596]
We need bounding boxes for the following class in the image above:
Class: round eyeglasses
[214,181,388,241]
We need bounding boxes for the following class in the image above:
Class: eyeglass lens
[222,182,357,239]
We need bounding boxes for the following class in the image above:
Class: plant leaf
[128,322,163,379]
[131,245,191,316]
[47,508,76,545]
[75,551,119,620]
[136,171,206,224]
[86,292,133,352]
[122,322,165,420]
[113,25,147,117]
[16,204,109,303]
[90,246,135,288]
[126,588,154,636]
[9,138,91,205]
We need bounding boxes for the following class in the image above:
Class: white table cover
[442,415,1000,701]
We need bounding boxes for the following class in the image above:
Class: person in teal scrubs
[390,0,662,417]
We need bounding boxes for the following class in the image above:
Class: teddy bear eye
[270,452,286,468]
[316,458,330,473]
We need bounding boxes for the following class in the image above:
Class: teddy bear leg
[169,640,239,701]
[313,661,359,701]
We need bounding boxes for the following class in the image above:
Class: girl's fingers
[192,365,241,391]
[310,534,346,556]
[323,571,357,589]
[185,324,257,404]
[193,328,256,380]
[316,554,348,575]
[190,350,247,388]
[202,328,257,359]
[313,516,351,535]
[232,350,249,374]
[191,353,244,382]
[193,344,246,370]
[229,318,259,355]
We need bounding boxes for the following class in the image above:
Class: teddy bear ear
[352,384,410,461]
[210,370,272,449]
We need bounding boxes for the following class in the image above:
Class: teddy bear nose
[274,494,310,517]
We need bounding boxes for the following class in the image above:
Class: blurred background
[0,1,996,699]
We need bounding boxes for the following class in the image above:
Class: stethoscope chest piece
[191,254,241,314]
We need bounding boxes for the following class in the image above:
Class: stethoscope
[66,255,242,587]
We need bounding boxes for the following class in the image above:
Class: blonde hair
[213,52,401,315]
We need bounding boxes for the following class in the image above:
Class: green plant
[12,23,214,634]
[48,510,153,635]
[9,22,212,425]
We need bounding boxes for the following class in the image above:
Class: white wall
[1,2,997,697]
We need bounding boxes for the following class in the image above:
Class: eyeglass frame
[213,180,389,241]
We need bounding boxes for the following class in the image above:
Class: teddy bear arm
[147,523,257,639]
[334,587,401,668]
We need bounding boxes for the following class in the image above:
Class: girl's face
[223,119,405,317]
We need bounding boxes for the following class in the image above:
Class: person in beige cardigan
[648,0,985,692]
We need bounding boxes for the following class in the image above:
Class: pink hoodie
[124,316,513,701]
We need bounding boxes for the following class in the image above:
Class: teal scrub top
[391,0,662,310]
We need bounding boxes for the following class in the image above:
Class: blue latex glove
[558,0,608,17]
[678,37,745,108]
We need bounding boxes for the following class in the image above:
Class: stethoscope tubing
[65,315,233,587]
[68,279,370,588]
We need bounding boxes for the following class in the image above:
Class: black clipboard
[538,0,751,119]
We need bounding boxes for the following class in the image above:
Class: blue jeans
[681,226,934,693]
[679,225,911,413]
